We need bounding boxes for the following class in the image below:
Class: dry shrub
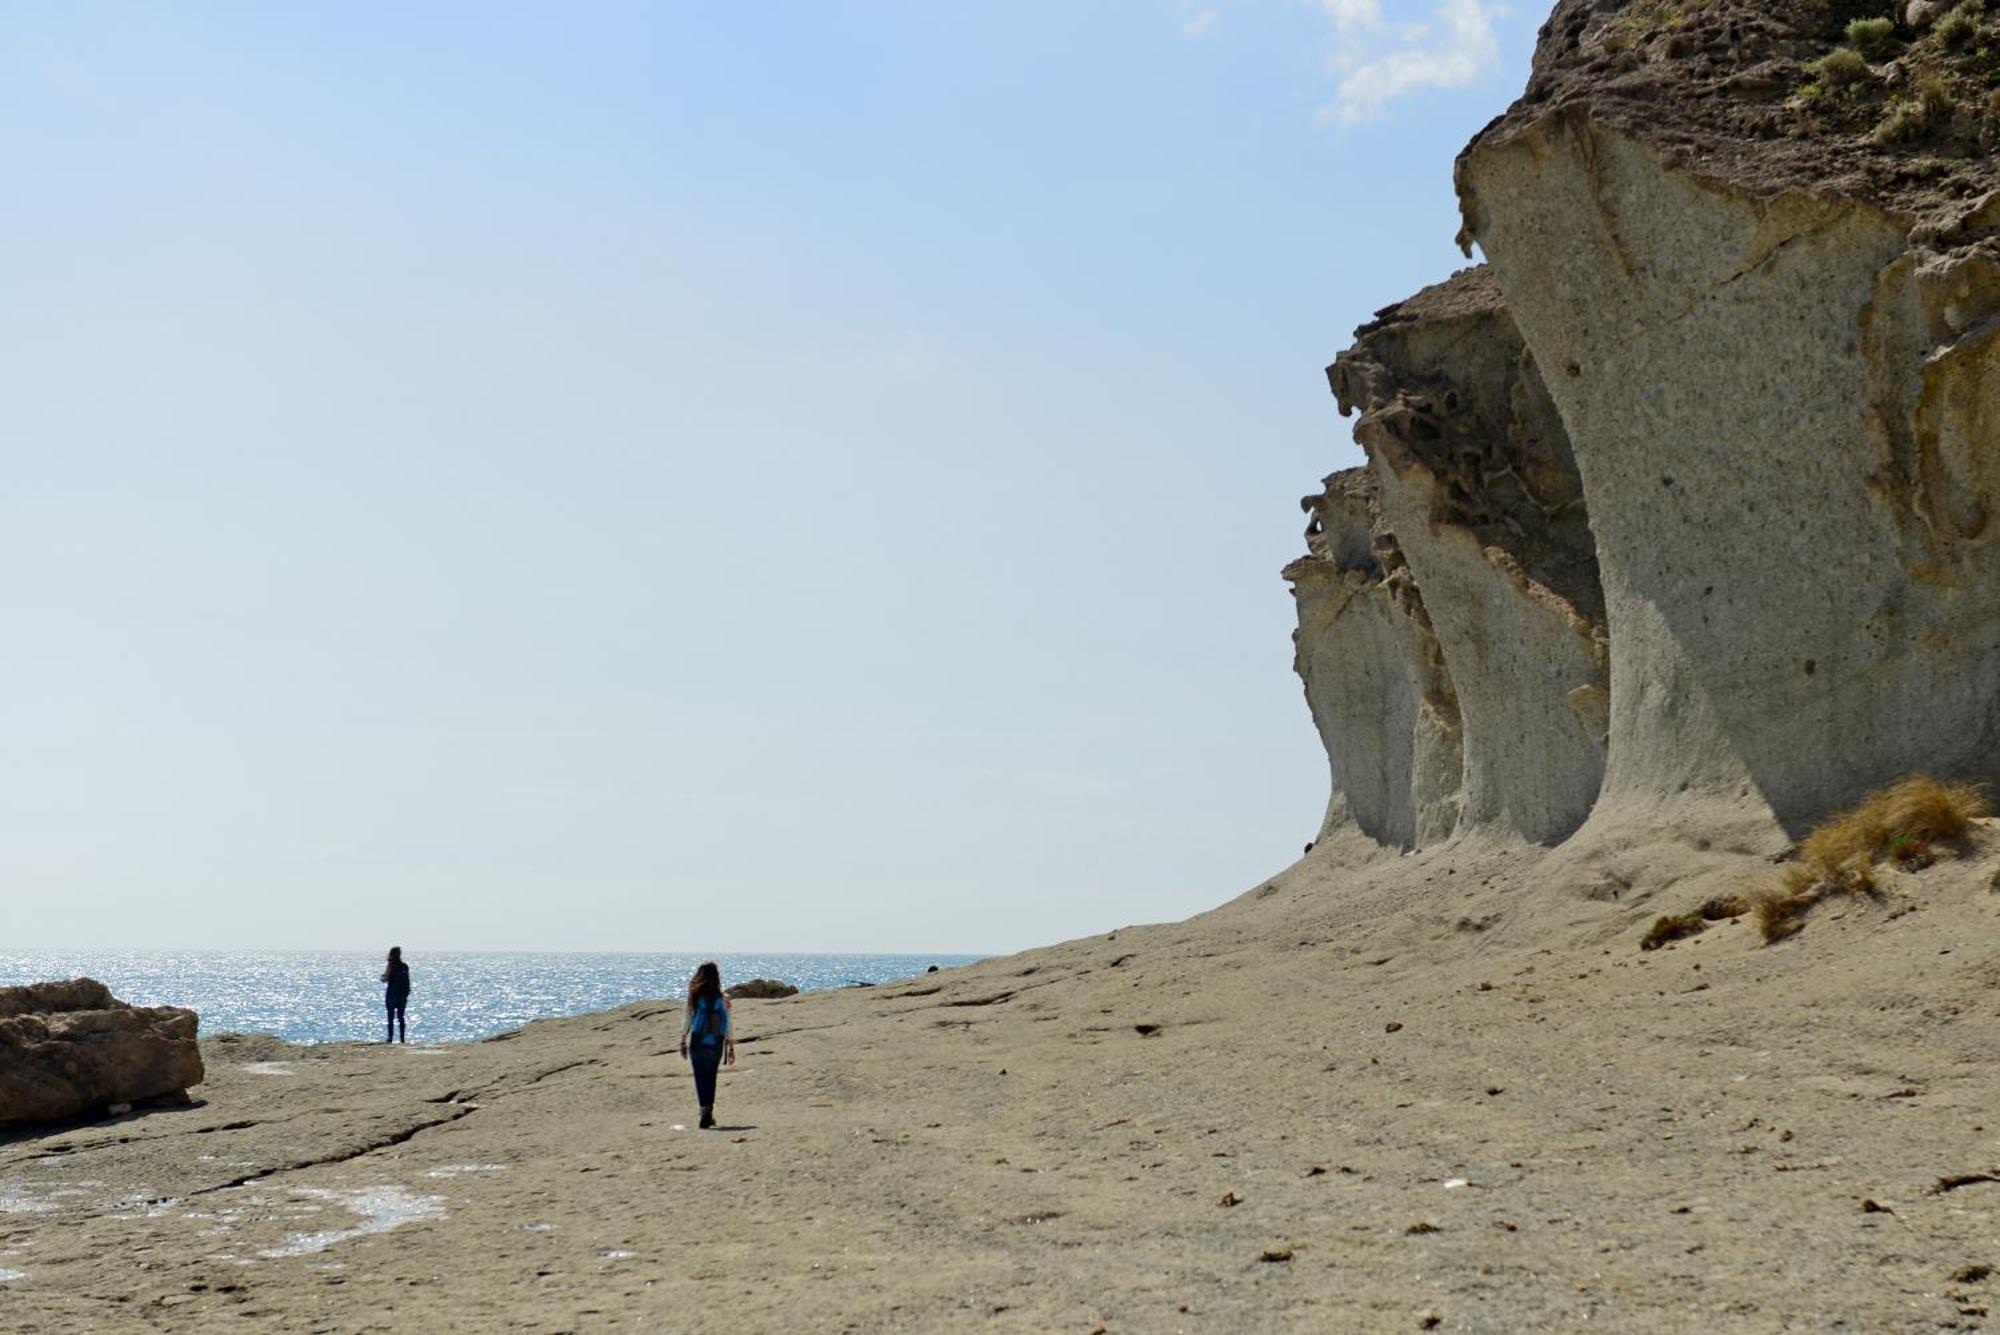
[1935,4,1981,46]
[1846,15,1897,55]
[1877,77,1957,144]
[1816,46,1871,83]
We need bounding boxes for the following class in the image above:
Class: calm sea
[0,950,986,1045]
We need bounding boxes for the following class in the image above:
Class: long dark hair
[387,946,402,966]
[687,960,721,1009]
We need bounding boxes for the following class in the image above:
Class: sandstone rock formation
[1296,0,2000,851]
[0,979,204,1126]
[724,978,798,1000]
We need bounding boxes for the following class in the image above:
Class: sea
[0,950,986,1046]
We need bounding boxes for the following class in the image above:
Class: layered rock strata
[1297,0,2000,850]
[0,979,204,1126]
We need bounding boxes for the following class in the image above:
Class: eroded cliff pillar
[1286,468,1463,848]
[1331,271,1608,845]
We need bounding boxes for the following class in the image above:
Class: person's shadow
[710,1124,757,1133]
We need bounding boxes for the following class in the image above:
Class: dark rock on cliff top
[1459,0,2000,241]
[0,978,204,1127]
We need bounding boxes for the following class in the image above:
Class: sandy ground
[8,827,2000,1333]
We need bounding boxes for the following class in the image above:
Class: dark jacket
[384,960,411,1003]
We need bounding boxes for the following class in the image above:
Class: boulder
[724,978,798,999]
[0,978,204,1126]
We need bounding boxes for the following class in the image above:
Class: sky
[1,1,1541,955]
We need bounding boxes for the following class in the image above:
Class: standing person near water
[381,947,411,1044]
[678,961,735,1128]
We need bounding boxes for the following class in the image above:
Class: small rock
[725,978,798,1000]
[1955,1264,1993,1284]
[1862,1198,1894,1214]
[1385,1022,1404,1034]
[1218,1192,1240,1208]
[1406,1221,1441,1235]
[1258,1248,1294,1263]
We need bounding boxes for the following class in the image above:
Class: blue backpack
[691,994,727,1048]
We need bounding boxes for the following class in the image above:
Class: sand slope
[7,830,2000,1332]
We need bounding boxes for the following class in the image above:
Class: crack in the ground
[941,991,1017,1008]
[178,1059,607,1196]
[0,1101,431,1173]
[920,972,1080,1013]
[186,1105,480,1197]
[470,1058,603,1100]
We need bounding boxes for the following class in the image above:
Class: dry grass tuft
[1698,893,1750,921]
[1641,912,1709,951]
[1637,892,1752,951]
[1752,776,1989,944]
[1748,885,1819,944]
[1799,775,1988,881]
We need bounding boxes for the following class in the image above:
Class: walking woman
[382,947,411,1043]
[678,961,735,1128]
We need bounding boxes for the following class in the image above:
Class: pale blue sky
[3,2,1536,953]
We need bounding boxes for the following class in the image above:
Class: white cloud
[1321,0,1384,34]
[1317,0,1504,125]
[1183,9,1218,38]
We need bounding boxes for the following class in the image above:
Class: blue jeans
[690,1044,721,1111]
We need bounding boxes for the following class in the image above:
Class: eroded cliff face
[1331,271,1608,844]
[1288,269,1607,848]
[1286,469,1462,847]
[1296,0,2000,851]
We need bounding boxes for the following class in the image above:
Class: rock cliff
[1295,0,2000,852]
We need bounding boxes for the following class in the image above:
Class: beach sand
[7,827,2000,1332]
